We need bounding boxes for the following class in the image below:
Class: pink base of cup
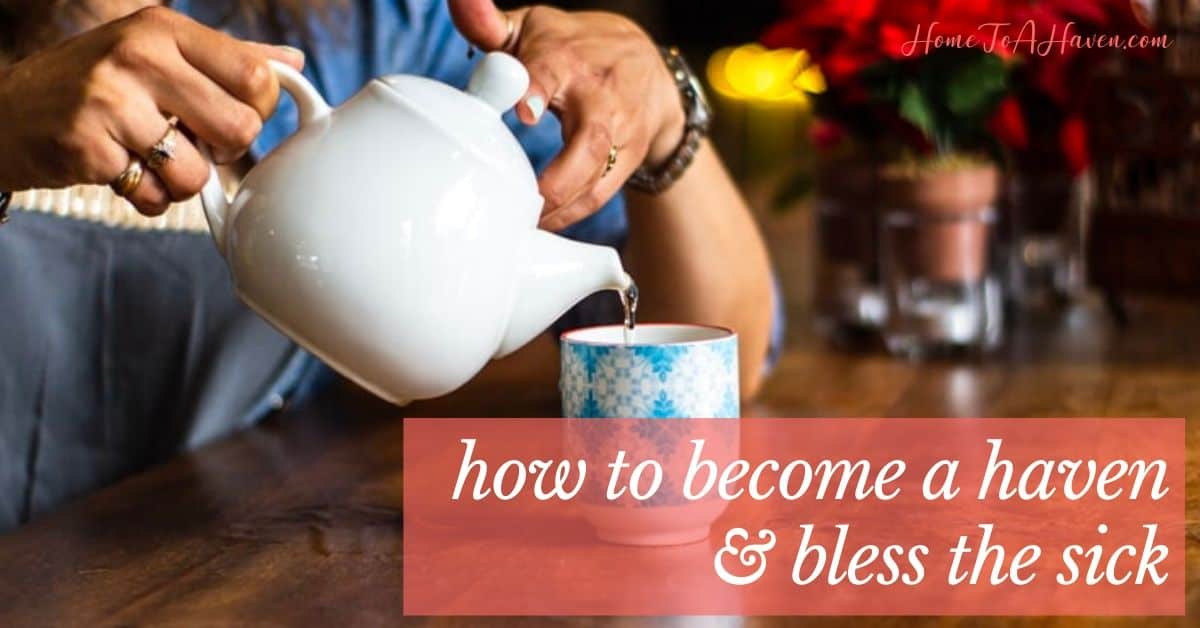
[580,501,727,547]
[592,524,711,546]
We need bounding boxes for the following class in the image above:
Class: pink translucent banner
[403,418,1184,616]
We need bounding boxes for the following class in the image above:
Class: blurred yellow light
[706,47,737,99]
[795,66,826,94]
[706,43,825,105]
[721,45,762,96]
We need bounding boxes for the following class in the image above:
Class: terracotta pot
[882,163,1000,283]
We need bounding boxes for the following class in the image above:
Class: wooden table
[0,295,1196,626]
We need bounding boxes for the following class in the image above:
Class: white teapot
[200,53,630,405]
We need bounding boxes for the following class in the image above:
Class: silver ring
[146,126,177,170]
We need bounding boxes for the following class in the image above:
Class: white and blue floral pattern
[561,334,739,418]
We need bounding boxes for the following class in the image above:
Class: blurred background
[509,0,1200,361]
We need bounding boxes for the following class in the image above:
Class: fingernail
[525,96,545,122]
[275,44,305,61]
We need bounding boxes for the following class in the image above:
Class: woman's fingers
[450,0,551,123]
[538,87,625,218]
[151,128,209,204]
[0,6,300,202]
[149,58,267,164]
[448,0,527,52]
[448,3,670,229]
[91,136,172,216]
[114,9,299,211]
[108,100,211,211]
[518,59,565,125]
[168,11,284,121]
[101,9,293,164]
[138,127,210,204]
[244,42,305,71]
[538,118,611,215]
[170,24,310,164]
[541,138,645,232]
[124,167,174,216]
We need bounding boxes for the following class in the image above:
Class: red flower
[762,3,885,86]
[1059,114,1090,175]
[998,0,1154,169]
[762,0,1153,166]
[776,0,882,29]
[876,0,1014,58]
[763,0,1020,85]
[989,95,1029,150]
[809,119,848,151]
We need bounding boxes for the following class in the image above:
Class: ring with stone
[146,125,178,170]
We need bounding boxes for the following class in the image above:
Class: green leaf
[898,82,936,140]
[945,53,1007,117]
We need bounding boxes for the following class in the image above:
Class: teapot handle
[200,60,332,255]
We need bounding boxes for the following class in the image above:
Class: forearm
[624,140,774,397]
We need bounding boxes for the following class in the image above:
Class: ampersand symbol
[713,527,777,586]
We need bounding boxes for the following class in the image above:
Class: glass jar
[879,166,1004,359]
[813,197,886,337]
[812,159,886,340]
[1005,171,1090,306]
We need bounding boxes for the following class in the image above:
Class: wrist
[645,103,686,170]
[628,46,711,195]
[643,54,688,169]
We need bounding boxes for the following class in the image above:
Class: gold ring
[602,144,618,178]
[501,13,516,51]
[110,158,144,198]
[146,125,178,170]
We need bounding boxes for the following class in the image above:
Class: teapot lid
[377,53,538,198]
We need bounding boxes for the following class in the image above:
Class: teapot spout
[496,230,630,358]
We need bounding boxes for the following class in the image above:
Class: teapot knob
[466,52,529,114]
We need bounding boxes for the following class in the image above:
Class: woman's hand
[450,0,685,232]
[0,6,303,216]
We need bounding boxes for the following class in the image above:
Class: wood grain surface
[0,198,1196,625]
[0,295,1195,626]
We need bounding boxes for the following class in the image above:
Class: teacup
[560,324,739,418]
[560,324,740,545]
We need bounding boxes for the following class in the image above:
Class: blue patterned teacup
[560,324,740,545]
[560,324,739,418]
